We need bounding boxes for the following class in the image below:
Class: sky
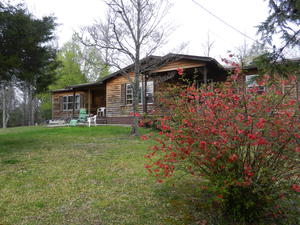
[20,0,270,62]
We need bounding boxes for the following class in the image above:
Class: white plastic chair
[87,115,97,127]
[97,107,106,117]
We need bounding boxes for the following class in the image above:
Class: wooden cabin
[51,53,237,124]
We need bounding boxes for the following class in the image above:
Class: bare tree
[234,40,267,66]
[201,31,215,57]
[80,0,171,135]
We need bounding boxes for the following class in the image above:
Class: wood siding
[152,59,204,73]
[52,91,86,120]
[105,60,210,118]
[106,72,155,117]
[241,68,300,101]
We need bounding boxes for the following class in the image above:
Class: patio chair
[87,115,97,127]
[69,119,78,126]
[78,108,87,122]
[97,107,106,117]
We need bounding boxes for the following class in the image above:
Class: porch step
[96,118,107,124]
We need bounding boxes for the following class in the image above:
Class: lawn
[0,126,204,225]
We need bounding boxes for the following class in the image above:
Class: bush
[144,71,300,224]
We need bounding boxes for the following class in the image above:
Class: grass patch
[0,126,205,225]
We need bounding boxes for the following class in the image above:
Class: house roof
[52,53,227,92]
[99,53,224,83]
[225,57,300,71]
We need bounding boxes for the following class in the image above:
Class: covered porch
[51,82,107,123]
[68,82,107,122]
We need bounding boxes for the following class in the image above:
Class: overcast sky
[20,0,270,61]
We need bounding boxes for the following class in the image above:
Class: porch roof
[99,53,225,82]
[52,53,227,93]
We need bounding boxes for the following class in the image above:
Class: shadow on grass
[153,175,223,225]
[153,174,300,225]
[0,137,40,155]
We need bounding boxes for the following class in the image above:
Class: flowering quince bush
[143,66,300,224]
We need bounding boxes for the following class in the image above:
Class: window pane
[145,81,154,104]
[63,96,67,103]
[246,75,258,87]
[146,81,153,93]
[75,95,80,103]
[126,84,133,104]
[68,96,73,102]
[146,93,154,103]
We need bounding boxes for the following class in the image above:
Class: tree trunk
[131,76,140,136]
[31,96,35,125]
[2,83,6,128]
[27,84,34,126]
[23,87,27,126]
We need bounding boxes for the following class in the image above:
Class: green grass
[0,126,204,225]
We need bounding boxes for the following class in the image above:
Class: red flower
[257,138,268,145]
[247,134,256,140]
[177,68,184,76]
[141,134,149,140]
[291,184,300,193]
[130,112,141,117]
[229,154,238,162]
[216,194,223,199]
[199,141,206,149]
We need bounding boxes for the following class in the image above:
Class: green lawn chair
[69,119,78,126]
[78,108,87,122]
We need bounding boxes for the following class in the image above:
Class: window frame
[245,74,265,93]
[125,81,154,105]
[62,94,80,111]
[142,81,154,104]
[126,84,133,105]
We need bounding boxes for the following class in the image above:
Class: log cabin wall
[241,67,300,101]
[105,72,155,118]
[152,59,205,73]
[105,59,215,118]
[52,91,87,120]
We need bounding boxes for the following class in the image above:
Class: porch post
[143,74,148,113]
[72,91,75,118]
[203,66,208,85]
[88,88,91,115]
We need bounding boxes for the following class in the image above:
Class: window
[62,95,80,111]
[246,75,265,93]
[126,84,133,105]
[125,81,154,105]
[246,74,258,88]
[75,95,80,110]
[144,81,154,104]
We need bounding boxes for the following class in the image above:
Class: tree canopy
[51,41,88,90]
[0,2,58,93]
[254,0,300,76]
[258,0,300,57]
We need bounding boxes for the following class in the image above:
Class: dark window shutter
[121,83,126,106]
[59,96,63,111]
[80,94,84,108]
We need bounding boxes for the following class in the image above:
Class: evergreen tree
[0,2,58,127]
[254,0,300,78]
